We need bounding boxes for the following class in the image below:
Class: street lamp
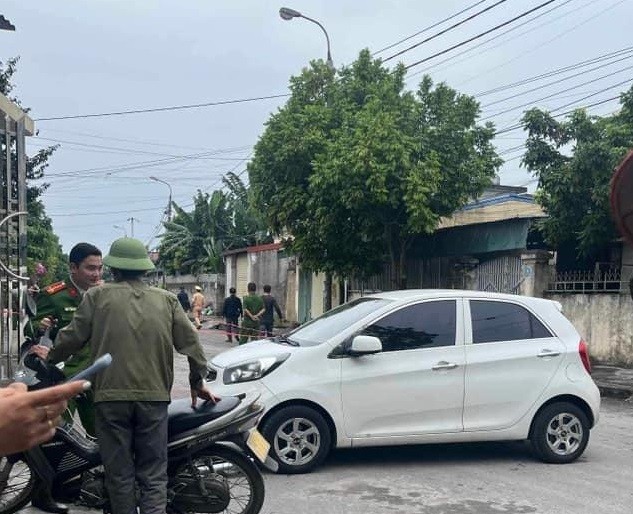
[0,15,15,31]
[149,176,173,221]
[279,7,334,70]
[113,224,127,237]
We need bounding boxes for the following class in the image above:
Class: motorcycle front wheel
[170,445,265,514]
[0,455,35,514]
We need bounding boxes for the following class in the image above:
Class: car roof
[366,289,560,309]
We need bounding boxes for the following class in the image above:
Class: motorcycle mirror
[611,149,633,247]
[23,288,37,318]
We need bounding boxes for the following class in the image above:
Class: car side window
[470,300,552,344]
[361,300,456,352]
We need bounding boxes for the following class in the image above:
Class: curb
[596,383,633,400]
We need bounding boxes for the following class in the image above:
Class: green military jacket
[28,278,92,378]
[49,279,208,403]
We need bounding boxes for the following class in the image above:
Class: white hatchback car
[207,290,600,474]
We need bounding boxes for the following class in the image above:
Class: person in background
[191,285,205,329]
[0,380,90,456]
[221,287,243,343]
[260,284,283,337]
[240,282,265,344]
[48,237,217,514]
[177,286,191,312]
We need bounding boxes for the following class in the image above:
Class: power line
[34,93,290,121]
[372,0,489,55]
[382,0,509,62]
[403,0,557,70]
[405,0,580,80]
[480,66,633,120]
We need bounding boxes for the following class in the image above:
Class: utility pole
[127,217,140,238]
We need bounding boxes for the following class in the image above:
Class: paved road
[20,324,633,513]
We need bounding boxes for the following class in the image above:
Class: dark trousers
[261,320,274,337]
[225,317,239,340]
[95,401,169,514]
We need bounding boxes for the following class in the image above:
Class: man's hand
[0,380,90,456]
[39,316,54,331]
[29,344,50,360]
[190,386,221,409]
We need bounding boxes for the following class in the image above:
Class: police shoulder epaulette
[45,281,67,295]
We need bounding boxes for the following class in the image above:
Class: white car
[207,290,600,474]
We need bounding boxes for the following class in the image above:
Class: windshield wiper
[274,334,299,346]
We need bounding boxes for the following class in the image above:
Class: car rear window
[470,300,553,344]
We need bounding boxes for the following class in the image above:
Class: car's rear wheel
[261,405,331,474]
[530,402,590,464]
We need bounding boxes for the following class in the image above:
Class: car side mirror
[349,335,382,356]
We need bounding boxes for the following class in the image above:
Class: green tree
[1,57,65,283]
[249,50,500,289]
[521,87,633,260]
[158,173,269,275]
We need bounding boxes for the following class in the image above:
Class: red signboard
[611,149,633,247]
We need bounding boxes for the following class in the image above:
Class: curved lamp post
[279,7,334,70]
[113,224,127,237]
[149,176,173,221]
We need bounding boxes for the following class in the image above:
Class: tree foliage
[1,57,65,283]
[158,173,270,275]
[521,87,633,259]
[249,50,500,287]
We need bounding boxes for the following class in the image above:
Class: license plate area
[246,428,270,463]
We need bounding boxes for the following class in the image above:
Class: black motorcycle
[0,355,274,514]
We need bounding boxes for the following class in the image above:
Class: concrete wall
[164,273,224,312]
[546,292,633,366]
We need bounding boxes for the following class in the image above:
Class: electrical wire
[372,0,489,56]
[403,0,557,70]
[382,0,509,62]
[34,93,290,121]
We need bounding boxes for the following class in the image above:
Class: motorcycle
[0,354,275,514]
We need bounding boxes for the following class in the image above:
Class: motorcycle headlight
[223,354,290,385]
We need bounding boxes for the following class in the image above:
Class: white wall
[546,292,633,366]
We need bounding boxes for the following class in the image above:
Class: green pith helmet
[103,237,155,271]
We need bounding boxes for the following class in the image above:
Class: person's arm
[171,299,219,407]
[48,293,94,364]
[273,298,283,320]
[237,298,243,318]
[25,292,56,340]
[0,380,89,456]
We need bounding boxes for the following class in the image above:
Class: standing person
[191,285,205,329]
[177,286,191,312]
[48,237,217,514]
[260,284,284,337]
[221,287,242,343]
[239,282,265,344]
[28,243,103,437]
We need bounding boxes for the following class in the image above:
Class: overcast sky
[2,0,632,255]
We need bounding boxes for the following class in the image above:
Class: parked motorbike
[0,354,274,514]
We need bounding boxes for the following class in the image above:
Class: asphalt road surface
[20,323,633,513]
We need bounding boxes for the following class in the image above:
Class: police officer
[26,243,102,514]
[49,237,217,514]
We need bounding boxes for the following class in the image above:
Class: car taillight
[579,339,592,374]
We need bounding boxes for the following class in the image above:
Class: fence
[547,268,628,293]
[0,94,32,382]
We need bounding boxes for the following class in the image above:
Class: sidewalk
[592,364,633,400]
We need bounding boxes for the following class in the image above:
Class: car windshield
[287,297,392,347]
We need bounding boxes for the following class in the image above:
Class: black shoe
[31,498,69,514]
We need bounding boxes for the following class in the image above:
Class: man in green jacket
[49,237,217,514]
[240,282,265,344]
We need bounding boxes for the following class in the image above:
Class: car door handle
[432,361,458,370]
[537,349,561,358]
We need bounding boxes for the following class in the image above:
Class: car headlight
[223,354,290,384]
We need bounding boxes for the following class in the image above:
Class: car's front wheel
[530,402,590,464]
[261,405,331,474]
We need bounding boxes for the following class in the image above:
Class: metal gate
[1,93,33,382]
[476,254,522,293]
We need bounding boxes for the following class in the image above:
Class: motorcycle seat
[167,396,240,437]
